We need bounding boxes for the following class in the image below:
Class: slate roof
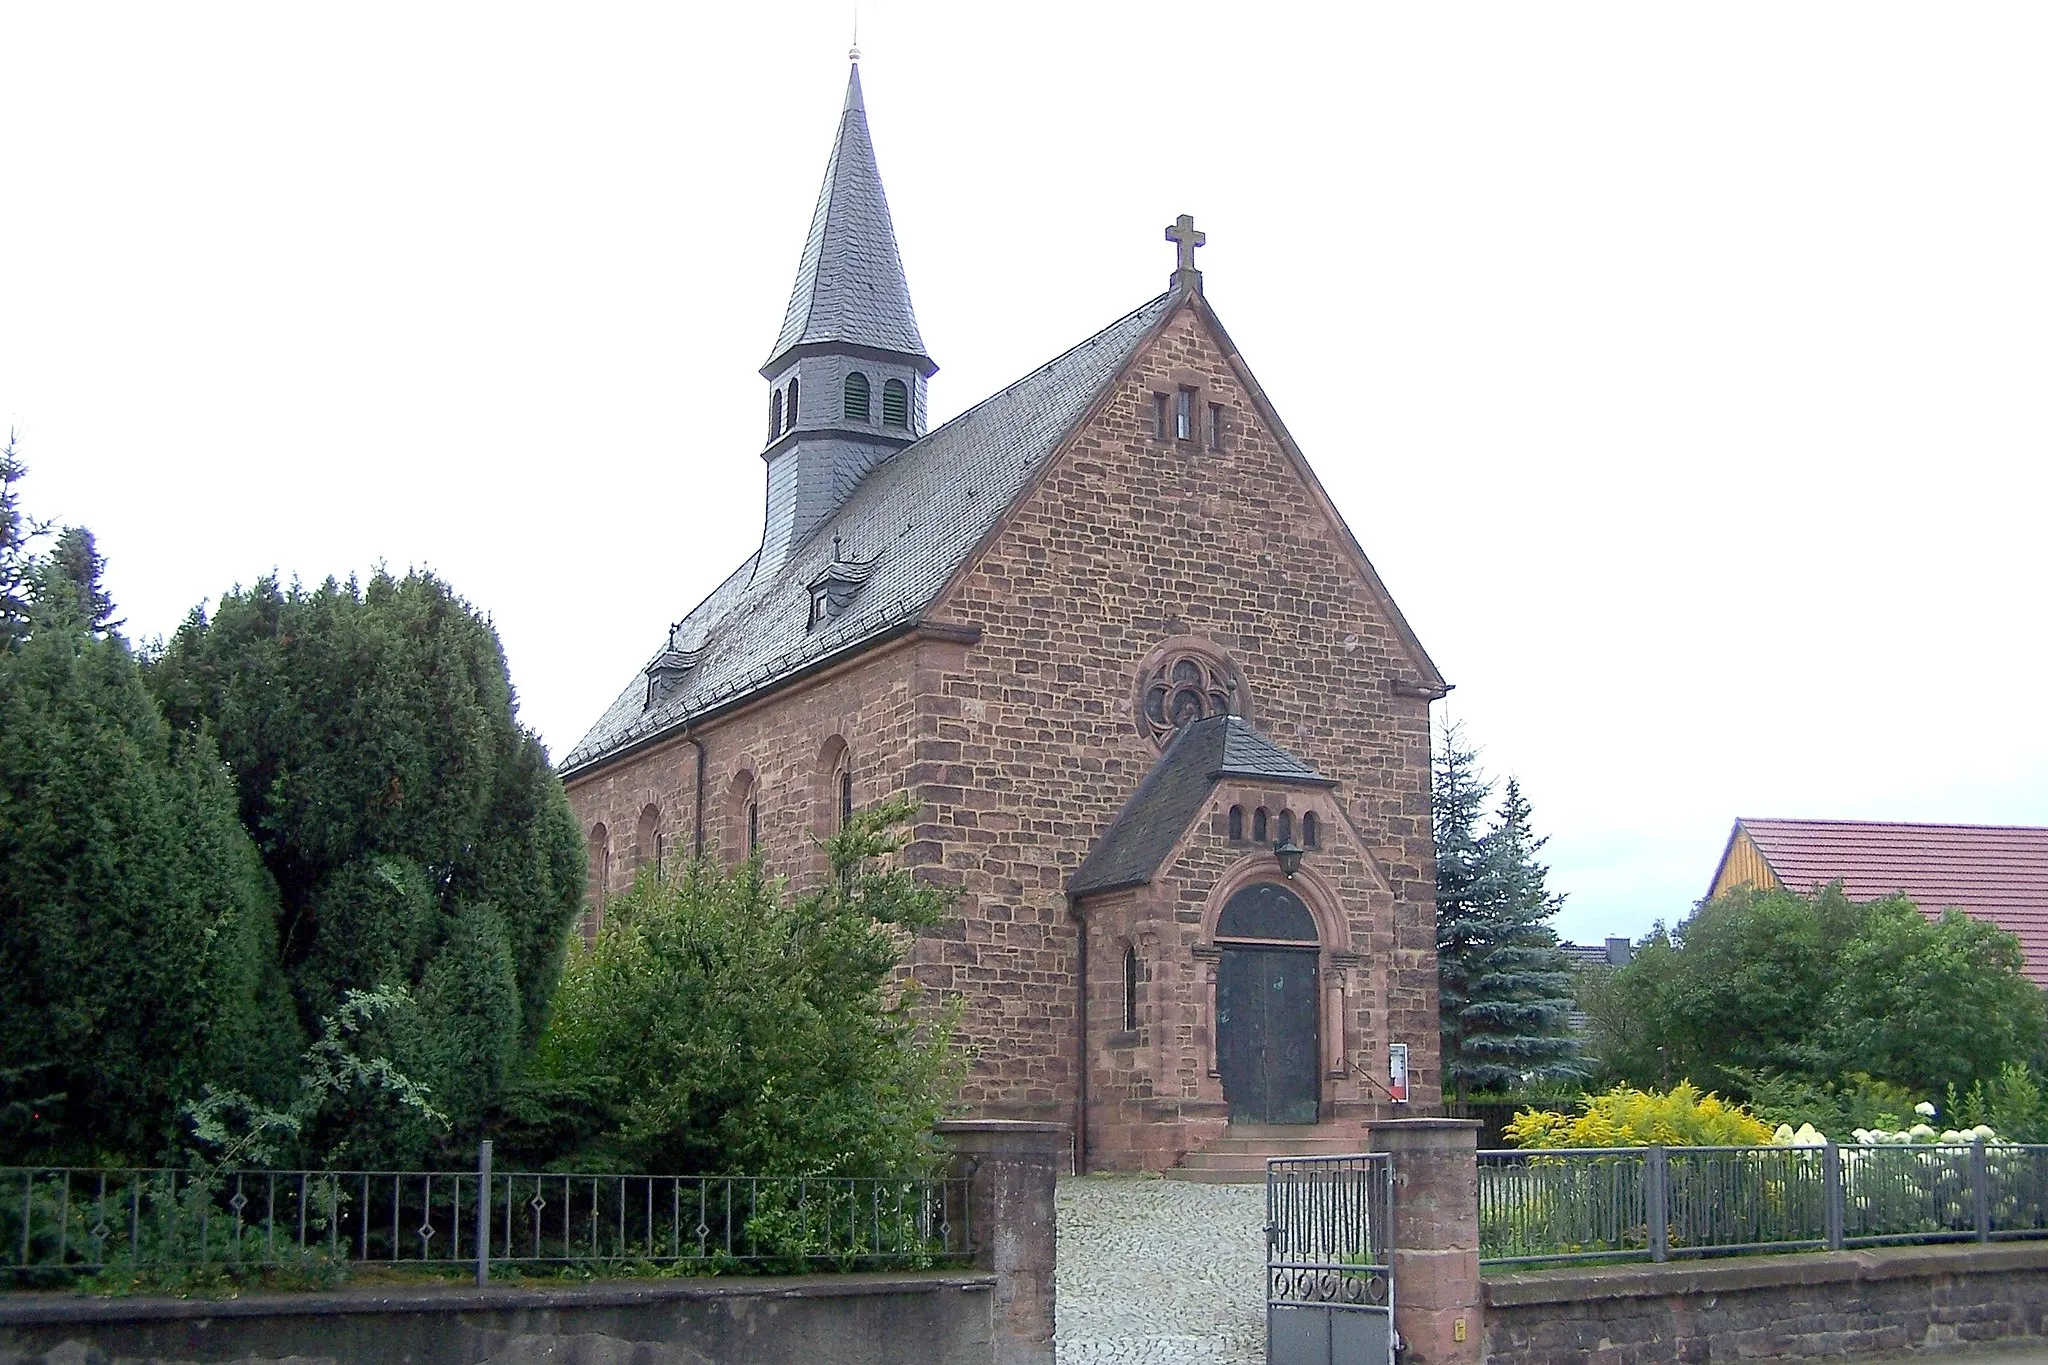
[561,288,1180,775]
[1731,817,2048,986]
[1069,715,1333,899]
[765,64,931,374]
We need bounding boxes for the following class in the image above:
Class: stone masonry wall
[917,298,1440,1129]
[1484,1243,2048,1363]
[565,636,936,927]
[1080,775,1426,1171]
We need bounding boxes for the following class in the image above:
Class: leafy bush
[513,798,963,1178]
[1505,1082,1774,1148]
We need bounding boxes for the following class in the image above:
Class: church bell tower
[756,60,936,574]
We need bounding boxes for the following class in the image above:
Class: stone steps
[1165,1123,1374,1183]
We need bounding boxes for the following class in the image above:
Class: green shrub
[515,798,963,1178]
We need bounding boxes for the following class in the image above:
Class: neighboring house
[559,61,1449,1173]
[1707,817,2048,988]
[1561,938,1634,1036]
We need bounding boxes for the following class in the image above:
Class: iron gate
[1267,1153,1394,1365]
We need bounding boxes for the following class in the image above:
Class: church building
[561,61,1449,1173]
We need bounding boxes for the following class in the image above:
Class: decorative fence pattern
[3,1143,973,1284]
[1479,1142,2048,1267]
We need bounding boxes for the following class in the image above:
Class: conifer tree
[1457,779,1579,1090]
[1433,722,1492,1093]
[1435,725,1580,1097]
[147,570,584,1162]
[1,521,298,1162]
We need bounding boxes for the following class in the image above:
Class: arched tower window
[843,371,871,421]
[787,377,800,427]
[1228,805,1245,842]
[769,390,784,440]
[1123,944,1140,1031]
[1252,807,1269,844]
[1302,811,1319,849]
[881,378,909,428]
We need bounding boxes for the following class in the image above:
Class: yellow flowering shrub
[1504,1082,1775,1148]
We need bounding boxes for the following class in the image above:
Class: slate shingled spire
[756,61,937,576]
[763,63,933,377]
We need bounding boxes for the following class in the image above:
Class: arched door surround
[1214,881,1320,1125]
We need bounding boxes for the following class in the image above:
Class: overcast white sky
[4,3,2044,943]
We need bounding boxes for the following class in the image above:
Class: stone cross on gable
[1165,214,1206,280]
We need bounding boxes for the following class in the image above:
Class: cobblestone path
[1056,1175,1266,1364]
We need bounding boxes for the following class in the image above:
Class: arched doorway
[1214,882,1320,1125]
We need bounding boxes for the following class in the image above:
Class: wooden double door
[1216,945,1320,1125]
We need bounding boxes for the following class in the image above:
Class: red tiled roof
[1739,818,2048,986]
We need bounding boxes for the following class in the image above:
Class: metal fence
[3,1143,973,1284]
[1266,1154,1395,1365]
[1479,1141,2048,1267]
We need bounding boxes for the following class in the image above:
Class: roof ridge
[1744,817,2048,834]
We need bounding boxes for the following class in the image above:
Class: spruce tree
[1432,722,1492,1097]
[1456,779,1580,1090]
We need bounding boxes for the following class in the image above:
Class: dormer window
[881,378,909,428]
[643,645,701,707]
[844,371,871,422]
[806,546,879,630]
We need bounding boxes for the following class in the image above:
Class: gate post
[1367,1118,1483,1365]
[938,1119,1064,1365]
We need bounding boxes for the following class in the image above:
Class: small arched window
[1252,807,1269,844]
[769,390,784,440]
[1302,812,1319,849]
[585,822,611,940]
[787,377,800,428]
[1123,944,1140,1031]
[747,799,760,852]
[843,372,871,422]
[881,378,909,428]
[636,803,661,876]
[1227,805,1245,842]
[1276,810,1294,847]
[839,767,855,830]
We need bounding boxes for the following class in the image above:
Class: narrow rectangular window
[1153,393,1169,440]
[1208,402,1224,451]
[1176,388,1194,441]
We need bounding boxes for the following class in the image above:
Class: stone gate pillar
[938,1119,1064,1365]
[1367,1118,1482,1365]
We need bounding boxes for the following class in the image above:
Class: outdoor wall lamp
[1273,838,1305,879]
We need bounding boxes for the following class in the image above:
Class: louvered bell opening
[881,378,909,429]
[844,372,871,422]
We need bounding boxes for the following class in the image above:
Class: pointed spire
[762,63,935,377]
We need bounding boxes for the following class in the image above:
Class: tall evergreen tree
[1,524,299,1162]
[0,429,49,648]
[1434,725,1580,1097]
[1433,722,1492,1093]
[1456,779,1579,1090]
[146,570,585,1162]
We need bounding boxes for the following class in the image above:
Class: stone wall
[0,1272,993,1365]
[1484,1242,2048,1363]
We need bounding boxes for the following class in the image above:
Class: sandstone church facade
[561,62,1449,1173]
